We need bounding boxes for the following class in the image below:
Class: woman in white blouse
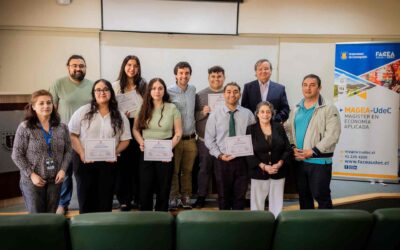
[112,55,146,211]
[69,79,131,213]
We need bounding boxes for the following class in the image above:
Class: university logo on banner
[1,130,15,151]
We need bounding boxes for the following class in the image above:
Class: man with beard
[49,55,93,215]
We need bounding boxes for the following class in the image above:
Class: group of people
[11,54,341,217]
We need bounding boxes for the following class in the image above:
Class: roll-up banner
[333,42,400,182]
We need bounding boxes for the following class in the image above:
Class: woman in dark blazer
[246,101,292,217]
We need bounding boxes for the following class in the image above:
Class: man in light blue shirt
[168,61,197,210]
[205,82,256,210]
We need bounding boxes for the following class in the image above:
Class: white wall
[278,37,372,105]
[0,0,399,98]
[0,0,101,29]
[0,29,100,93]
[100,32,278,91]
[239,0,400,36]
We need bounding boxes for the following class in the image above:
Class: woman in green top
[133,78,182,211]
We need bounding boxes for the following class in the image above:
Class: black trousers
[74,153,117,214]
[139,154,173,211]
[116,118,140,206]
[295,161,333,209]
[196,140,215,197]
[214,157,248,210]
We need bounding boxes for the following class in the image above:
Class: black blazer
[246,122,292,180]
[241,80,290,123]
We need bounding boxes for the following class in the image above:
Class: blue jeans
[58,162,73,207]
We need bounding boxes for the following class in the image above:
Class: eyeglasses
[94,88,110,94]
[69,64,86,69]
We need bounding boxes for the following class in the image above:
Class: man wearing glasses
[49,54,93,215]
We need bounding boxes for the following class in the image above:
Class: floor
[0,178,399,216]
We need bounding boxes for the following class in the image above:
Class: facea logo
[375,51,395,59]
[341,52,347,60]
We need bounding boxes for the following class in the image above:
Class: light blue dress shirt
[168,84,196,136]
[205,104,256,158]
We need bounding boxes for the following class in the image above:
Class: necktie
[229,110,236,137]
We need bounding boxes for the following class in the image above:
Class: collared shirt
[294,100,332,164]
[68,104,132,147]
[258,80,270,102]
[112,80,144,118]
[168,84,196,136]
[205,104,256,158]
[195,86,224,139]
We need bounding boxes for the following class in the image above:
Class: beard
[70,70,85,81]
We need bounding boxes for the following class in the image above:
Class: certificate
[84,139,116,162]
[116,91,140,113]
[144,140,173,161]
[225,135,254,157]
[208,93,224,111]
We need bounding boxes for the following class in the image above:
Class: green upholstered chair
[69,212,173,250]
[271,209,373,250]
[0,214,68,250]
[176,210,275,250]
[366,208,400,250]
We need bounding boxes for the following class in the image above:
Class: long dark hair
[137,78,170,130]
[83,79,123,136]
[117,55,146,96]
[24,90,60,129]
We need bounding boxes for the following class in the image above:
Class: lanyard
[40,126,53,157]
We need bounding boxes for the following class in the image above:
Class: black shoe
[193,196,206,208]
[120,204,131,211]
[131,201,139,210]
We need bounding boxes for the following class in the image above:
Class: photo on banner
[333,42,400,182]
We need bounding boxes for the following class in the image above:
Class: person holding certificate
[133,78,182,211]
[205,82,256,210]
[193,65,225,208]
[12,90,72,213]
[246,101,292,217]
[112,55,147,211]
[69,79,131,213]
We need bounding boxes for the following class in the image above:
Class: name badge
[45,157,56,170]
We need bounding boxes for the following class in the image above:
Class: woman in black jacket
[246,101,292,217]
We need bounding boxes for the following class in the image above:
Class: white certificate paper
[116,91,140,113]
[208,93,224,111]
[85,139,116,162]
[225,135,254,157]
[144,140,173,161]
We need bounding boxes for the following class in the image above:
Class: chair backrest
[366,208,400,250]
[0,214,68,250]
[69,212,174,250]
[271,209,373,250]
[176,210,275,250]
